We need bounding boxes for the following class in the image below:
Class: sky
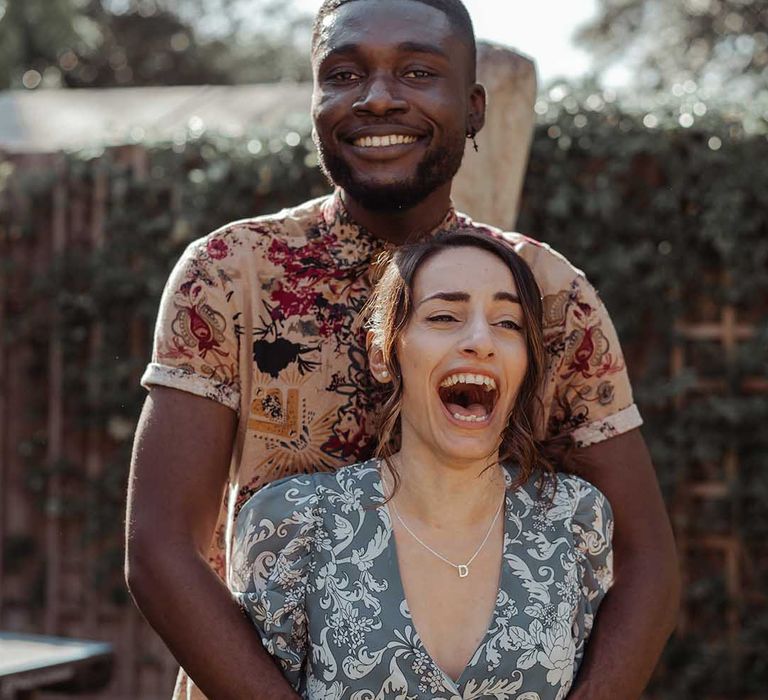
[294,0,600,84]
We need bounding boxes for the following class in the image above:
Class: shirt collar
[321,188,461,250]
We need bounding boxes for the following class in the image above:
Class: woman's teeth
[452,411,490,423]
[440,373,497,390]
[353,134,418,148]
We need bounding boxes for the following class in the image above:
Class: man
[125,1,679,698]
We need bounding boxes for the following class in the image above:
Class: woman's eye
[497,319,522,331]
[427,314,457,323]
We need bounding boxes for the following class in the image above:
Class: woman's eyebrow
[417,291,521,306]
[494,292,521,304]
[417,291,469,307]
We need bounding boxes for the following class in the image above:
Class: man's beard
[315,133,466,212]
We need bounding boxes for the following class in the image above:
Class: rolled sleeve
[570,403,643,449]
[140,362,240,412]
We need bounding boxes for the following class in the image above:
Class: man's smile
[352,134,419,148]
[343,125,429,157]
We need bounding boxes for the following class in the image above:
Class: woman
[229,230,613,700]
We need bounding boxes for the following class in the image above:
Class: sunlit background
[294,0,599,83]
[0,2,766,699]
[2,0,766,100]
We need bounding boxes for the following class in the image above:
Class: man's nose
[460,318,496,359]
[353,74,408,116]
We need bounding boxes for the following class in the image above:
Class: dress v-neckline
[378,469,511,690]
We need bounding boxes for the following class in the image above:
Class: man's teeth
[353,134,418,148]
[439,373,497,391]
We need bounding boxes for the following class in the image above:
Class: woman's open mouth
[438,373,498,425]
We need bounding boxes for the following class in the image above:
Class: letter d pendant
[458,564,469,578]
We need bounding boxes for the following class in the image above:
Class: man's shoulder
[186,194,332,258]
[456,214,587,293]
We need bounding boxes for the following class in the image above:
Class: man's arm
[125,386,299,700]
[568,428,680,700]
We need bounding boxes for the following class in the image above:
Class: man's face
[311,0,485,211]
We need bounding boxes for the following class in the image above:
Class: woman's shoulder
[554,473,613,525]
[505,465,613,527]
[238,459,382,521]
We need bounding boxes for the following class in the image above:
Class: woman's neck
[383,446,506,528]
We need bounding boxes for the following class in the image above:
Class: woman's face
[396,246,528,464]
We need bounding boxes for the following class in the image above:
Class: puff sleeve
[229,474,321,691]
[570,477,614,636]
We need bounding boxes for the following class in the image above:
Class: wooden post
[452,42,537,229]
[44,156,67,634]
[82,157,109,635]
[0,171,7,622]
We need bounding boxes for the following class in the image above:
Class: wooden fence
[0,147,178,699]
[0,145,765,699]
[668,296,767,695]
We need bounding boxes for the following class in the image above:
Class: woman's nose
[460,319,495,359]
[353,74,408,116]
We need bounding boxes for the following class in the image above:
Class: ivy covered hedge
[1,92,766,698]
[517,93,768,698]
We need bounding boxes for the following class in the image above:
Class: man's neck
[340,184,453,245]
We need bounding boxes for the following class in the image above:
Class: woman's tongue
[446,401,487,419]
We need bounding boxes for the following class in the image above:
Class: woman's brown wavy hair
[363,228,555,497]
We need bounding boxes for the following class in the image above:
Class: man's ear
[468,83,487,135]
[367,331,391,384]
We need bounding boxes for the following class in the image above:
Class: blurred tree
[0,0,311,89]
[181,0,313,83]
[578,0,768,96]
[0,0,103,88]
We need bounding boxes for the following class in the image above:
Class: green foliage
[578,0,768,97]
[0,0,311,89]
[1,93,766,696]
[517,87,768,699]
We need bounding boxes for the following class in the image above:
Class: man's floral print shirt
[141,190,640,700]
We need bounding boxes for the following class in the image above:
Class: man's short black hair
[312,0,477,77]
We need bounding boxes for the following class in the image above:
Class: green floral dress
[229,460,613,700]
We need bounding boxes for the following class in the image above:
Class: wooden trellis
[670,295,765,699]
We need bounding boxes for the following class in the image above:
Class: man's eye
[404,69,434,79]
[327,70,360,82]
